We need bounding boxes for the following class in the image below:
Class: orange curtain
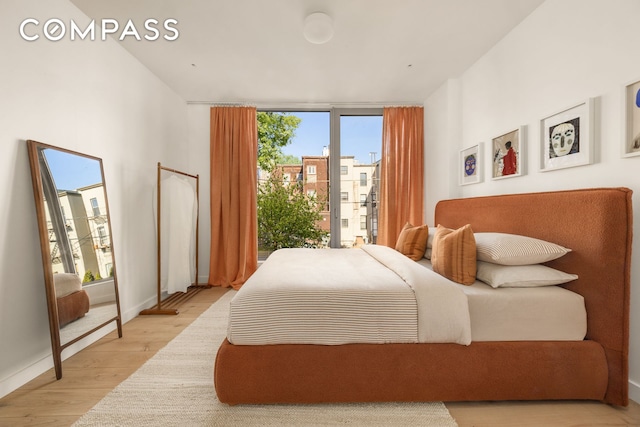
[378,106,425,247]
[209,106,258,289]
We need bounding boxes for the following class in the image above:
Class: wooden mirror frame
[26,140,123,379]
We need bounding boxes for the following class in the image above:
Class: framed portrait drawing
[539,98,594,172]
[460,143,482,185]
[491,126,526,180]
[623,78,640,158]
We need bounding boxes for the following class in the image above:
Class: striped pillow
[475,233,571,266]
[395,223,429,261]
[431,224,476,285]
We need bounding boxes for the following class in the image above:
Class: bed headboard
[434,187,633,405]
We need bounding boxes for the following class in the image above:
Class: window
[256,109,381,250]
[336,112,383,248]
[257,110,331,256]
[90,197,100,216]
[360,215,367,230]
[97,226,108,246]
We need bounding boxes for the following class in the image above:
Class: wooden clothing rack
[140,162,211,316]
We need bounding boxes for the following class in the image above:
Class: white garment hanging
[155,174,197,294]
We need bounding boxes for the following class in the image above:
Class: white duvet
[227,245,472,346]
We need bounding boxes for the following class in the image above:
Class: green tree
[82,270,95,283]
[277,153,302,165]
[257,112,301,172]
[258,171,328,252]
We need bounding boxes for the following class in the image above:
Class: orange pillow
[431,224,476,285]
[395,223,430,261]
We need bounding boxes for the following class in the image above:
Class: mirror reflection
[27,140,122,378]
[38,147,119,345]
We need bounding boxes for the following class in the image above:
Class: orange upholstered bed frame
[214,188,632,406]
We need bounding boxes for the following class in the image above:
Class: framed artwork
[623,78,640,158]
[460,143,482,185]
[491,126,526,180]
[540,98,594,172]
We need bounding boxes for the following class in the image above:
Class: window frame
[256,107,382,249]
[329,108,383,248]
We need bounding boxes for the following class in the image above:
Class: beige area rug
[73,291,458,426]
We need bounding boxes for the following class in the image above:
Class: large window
[334,111,383,247]
[257,109,382,253]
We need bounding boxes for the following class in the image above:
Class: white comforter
[361,245,471,344]
[227,245,471,346]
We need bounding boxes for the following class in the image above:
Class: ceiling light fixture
[303,12,334,44]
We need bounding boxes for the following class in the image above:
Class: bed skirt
[214,339,608,405]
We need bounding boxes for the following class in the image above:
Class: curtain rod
[185,101,422,109]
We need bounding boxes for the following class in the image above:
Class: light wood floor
[1,287,639,427]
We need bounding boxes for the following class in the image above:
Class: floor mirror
[27,140,123,379]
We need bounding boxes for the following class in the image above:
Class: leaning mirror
[27,140,122,379]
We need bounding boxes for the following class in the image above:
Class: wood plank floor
[1,287,639,426]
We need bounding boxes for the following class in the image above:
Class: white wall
[186,105,213,284]
[424,78,462,224]
[424,0,640,403]
[0,0,188,397]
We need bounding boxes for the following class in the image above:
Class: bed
[214,187,632,406]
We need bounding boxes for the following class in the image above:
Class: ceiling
[70,0,544,105]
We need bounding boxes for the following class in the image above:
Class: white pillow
[474,232,571,266]
[476,261,578,288]
[423,227,438,259]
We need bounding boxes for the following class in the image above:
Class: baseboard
[124,294,161,321]
[0,354,53,399]
[0,323,116,400]
[1,291,184,399]
[630,379,640,405]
